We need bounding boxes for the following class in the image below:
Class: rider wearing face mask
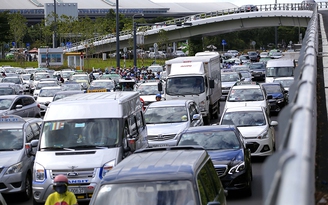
[45,174,78,205]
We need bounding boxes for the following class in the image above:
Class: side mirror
[209,79,214,88]
[192,114,201,121]
[123,138,131,152]
[158,82,163,92]
[270,121,278,126]
[15,104,23,109]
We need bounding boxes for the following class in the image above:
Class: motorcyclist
[45,174,78,205]
[155,93,162,101]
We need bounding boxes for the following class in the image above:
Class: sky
[151,0,303,7]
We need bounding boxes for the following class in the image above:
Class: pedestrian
[45,174,78,205]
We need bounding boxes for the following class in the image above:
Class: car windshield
[90,81,115,89]
[221,111,266,127]
[249,64,265,70]
[148,66,163,73]
[274,79,294,88]
[0,87,14,95]
[34,73,50,81]
[61,71,74,78]
[40,119,120,149]
[72,75,88,80]
[62,83,81,91]
[0,99,13,110]
[136,84,158,95]
[227,88,264,102]
[166,76,205,95]
[0,129,23,150]
[100,74,121,81]
[266,67,294,77]
[178,130,241,150]
[1,78,20,84]
[21,75,30,80]
[145,106,188,124]
[262,85,281,94]
[240,72,251,78]
[39,89,61,97]
[221,73,239,82]
[93,181,195,205]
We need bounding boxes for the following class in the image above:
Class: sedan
[261,82,289,114]
[177,125,253,196]
[0,95,41,117]
[144,100,203,147]
[249,62,266,81]
[273,77,294,91]
[219,106,278,157]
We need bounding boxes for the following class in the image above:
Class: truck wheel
[213,102,220,119]
[204,113,211,125]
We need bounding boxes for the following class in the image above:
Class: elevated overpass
[64,2,328,54]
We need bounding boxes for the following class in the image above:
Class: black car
[261,82,288,114]
[247,51,259,62]
[177,125,253,196]
[249,62,266,81]
[238,4,259,12]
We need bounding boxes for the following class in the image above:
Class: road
[4,100,279,205]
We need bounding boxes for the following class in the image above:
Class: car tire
[204,112,211,125]
[20,173,32,201]
[33,198,43,205]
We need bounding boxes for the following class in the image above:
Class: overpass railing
[263,5,318,205]
[65,2,326,52]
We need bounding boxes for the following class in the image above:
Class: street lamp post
[133,13,144,68]
[53,0,57,48]
[115,0,120,68]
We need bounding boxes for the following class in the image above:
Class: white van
[32,92,148,205]
[265,59,296,83]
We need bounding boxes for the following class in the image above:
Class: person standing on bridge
[45,174,78,205]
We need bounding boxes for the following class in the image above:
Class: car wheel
[33,198,43,205]
[20,173,32,201]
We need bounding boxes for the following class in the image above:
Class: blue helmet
[156,94,162,98]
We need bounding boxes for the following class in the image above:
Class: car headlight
[5,161,23,174]
[198,100,206,111]
[276,98,284,103]
[101,160,116,178]
[228,161,245,174]
[34,163,46,182]
[258,130,268,139]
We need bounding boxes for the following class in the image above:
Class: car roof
[273,77,294,81]
[101,147,207,184]
[232,84,261,89]
[0,95,21,99]
[40,86,62,90]
[0,115,42,129]
[148,100,191,107]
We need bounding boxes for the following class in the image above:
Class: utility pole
[115,0,120,68]
[53,0,57,48]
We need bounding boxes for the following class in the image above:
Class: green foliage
[8,12,27,48]
[0,11,11,45]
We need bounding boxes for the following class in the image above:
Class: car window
[221,111,266,127]
[26,125,34,142]
[13,98,24,108]
[23,96,35,106]
[30,122,41,139]
[145,106,188,124]
[197,160,218,204]
[228,88,264,102]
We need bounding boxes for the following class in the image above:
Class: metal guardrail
[65,2,327,52]
[263,4,318,205]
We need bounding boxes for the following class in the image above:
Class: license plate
[69,188,85,194]
[87,89,107,93]
[152,144,169,147]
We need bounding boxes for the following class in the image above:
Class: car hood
[222,82,236,87]
[267,92,283,99]
[147,122,189,136]
[208,149,244,165]
[35,148,120,169]
[37,97,54,103]
[0,150,22,166]
[237,126,267,138]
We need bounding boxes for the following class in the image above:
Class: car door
[264,108,276,144]
[10,97,26,117]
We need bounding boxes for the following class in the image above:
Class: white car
[37,86,62,115]
[219,106,278,156]
[224,82,271,116]
[144,100,203,147]
[33,81,60,100]
[135,81,162,107]
[273,77,295,91]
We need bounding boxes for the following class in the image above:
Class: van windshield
[93,180,195,205]
[266,67,294,77]
[40,119,120,149]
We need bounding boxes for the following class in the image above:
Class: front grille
[246,142,260,153]
[0,183,6,189]
[148,134,176,141]
[214,165,228,177]
[51,168,96,181]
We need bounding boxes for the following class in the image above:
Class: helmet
[54,174,68,186]
[156,94,162,98]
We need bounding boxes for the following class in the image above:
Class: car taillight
[37,104,40,108]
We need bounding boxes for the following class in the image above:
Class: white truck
[158,54,222,125]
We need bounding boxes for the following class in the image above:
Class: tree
[8,12,27,49]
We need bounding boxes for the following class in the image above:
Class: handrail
[64,2,322,52]
[262,4,318,205]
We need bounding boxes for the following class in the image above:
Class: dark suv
[249,62,266,81]
[247,51,260,62]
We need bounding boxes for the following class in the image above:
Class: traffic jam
[0,49,296,205]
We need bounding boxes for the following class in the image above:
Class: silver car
[144,99,204,147]
[0,115,42,201]
[0,95,41,118]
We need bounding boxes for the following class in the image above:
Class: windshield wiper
[41,147,75,151]
[68,145,108,149]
